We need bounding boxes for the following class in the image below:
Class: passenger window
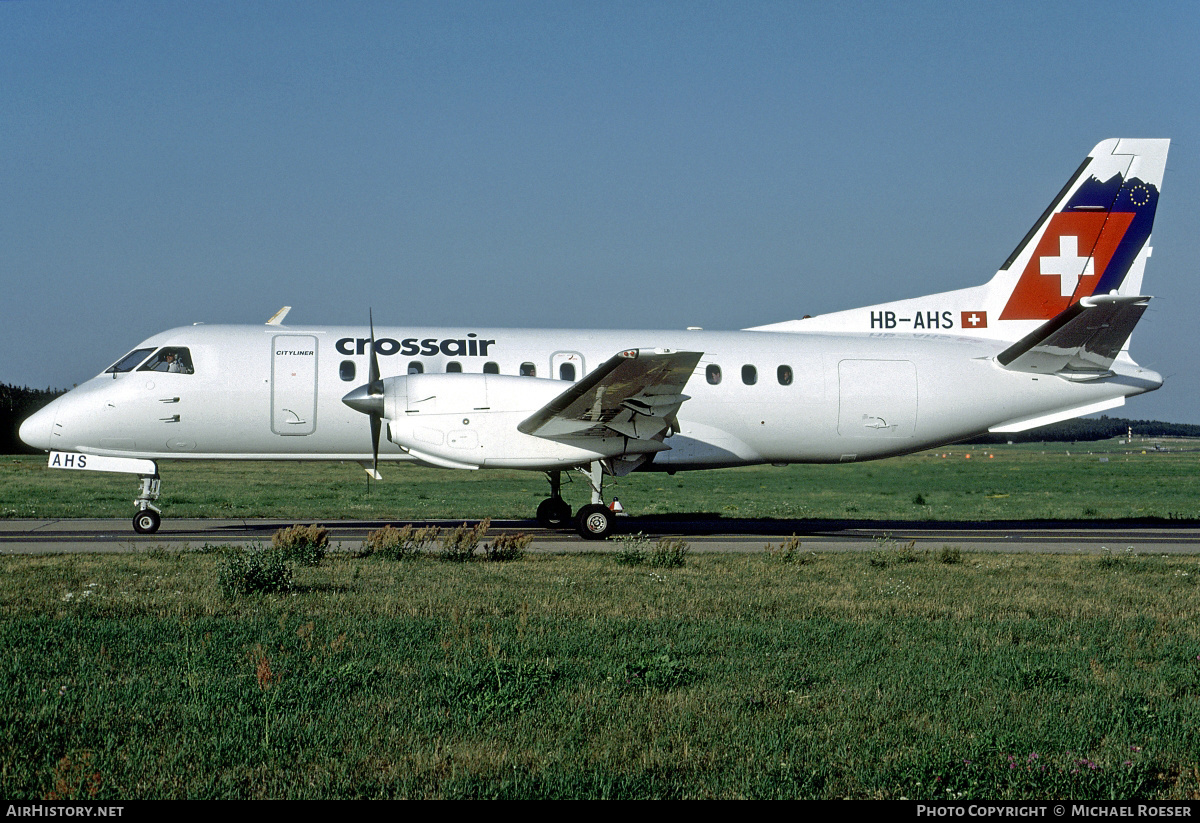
[559,363,576,381]
[742,365,757,385]
[138,347,194,374]
[520,362,537,377]
[446,362,462,373]
[777,365,794,386]
[408,362,424,374]
[483,362,500,375]
[706,364,722,385]
[340,360,356,382]
[105,347,155,374]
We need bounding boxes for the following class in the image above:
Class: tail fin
[749,139,1169,340]
[995,138,1168,321]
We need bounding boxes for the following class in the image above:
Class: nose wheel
[133,508,161,534]
[132,474,162,534]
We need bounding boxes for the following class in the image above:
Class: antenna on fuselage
[265,306,292,325]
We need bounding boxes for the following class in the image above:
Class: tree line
[964,414,1200,444]
[1,383,66,454]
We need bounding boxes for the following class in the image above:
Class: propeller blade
[368,309,381,392]
[371,413,381,479]
[342,310,387,480]
[368,309,383,479]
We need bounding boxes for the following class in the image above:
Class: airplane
[19,138,1170,539]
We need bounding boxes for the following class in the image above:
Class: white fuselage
[21,323,1162,470]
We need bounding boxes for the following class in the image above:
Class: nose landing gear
[132,473,162,534]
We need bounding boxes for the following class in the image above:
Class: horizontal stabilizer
[996,294,1150,378]
[518,348,702,441]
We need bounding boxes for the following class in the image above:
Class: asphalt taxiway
[2,517,1200,555]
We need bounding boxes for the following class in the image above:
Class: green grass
[4,439,1200,522]
[3,548,1200,799]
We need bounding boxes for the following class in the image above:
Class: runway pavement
[3,516,1200,555]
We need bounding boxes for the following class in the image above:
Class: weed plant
[364,521,525,563]
[481,532,531,562]
[271,524,329,566]
[216,546,294,596]
[764,535,817,564]
[938,545,963,564]
[1095,547,1148,572]
[648,537,689,568]
[609,533,689,567]
[869,535,923,567]
[438,519,491,562]
[611,532,650,566]
[364,524,440,559]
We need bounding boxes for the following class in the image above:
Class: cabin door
[271,335,318,435]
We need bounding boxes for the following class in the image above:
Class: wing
[517,348,703,442]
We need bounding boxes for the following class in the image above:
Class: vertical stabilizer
[749,139,1169,343]
[996,138,1168,322]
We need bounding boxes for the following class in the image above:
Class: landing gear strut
[132,473,162,534]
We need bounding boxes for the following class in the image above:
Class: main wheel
[536,497,573,528]
[133,509,161,535]
[575,504,614,540]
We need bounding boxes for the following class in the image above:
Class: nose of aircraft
[18,403,56,452]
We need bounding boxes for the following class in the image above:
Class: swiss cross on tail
[1000,162,1161,321]
[1000,211,1135,319]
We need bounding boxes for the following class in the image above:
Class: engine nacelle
[379,373,625,469]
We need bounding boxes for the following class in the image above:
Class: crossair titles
[335,334,497,358]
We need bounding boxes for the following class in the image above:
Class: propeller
[341,310,385,479]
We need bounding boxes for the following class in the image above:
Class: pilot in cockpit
[141,347,194,374]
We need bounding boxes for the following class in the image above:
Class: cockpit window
[138,347,194,374]
[105,347,155,374]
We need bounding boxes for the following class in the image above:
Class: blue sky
[4,1,1199,422]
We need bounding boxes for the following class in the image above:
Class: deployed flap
[517,348,702,441]
[996,294,1150,378]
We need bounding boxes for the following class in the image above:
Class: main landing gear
[132,473,162,534]
[536,463,618,540]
